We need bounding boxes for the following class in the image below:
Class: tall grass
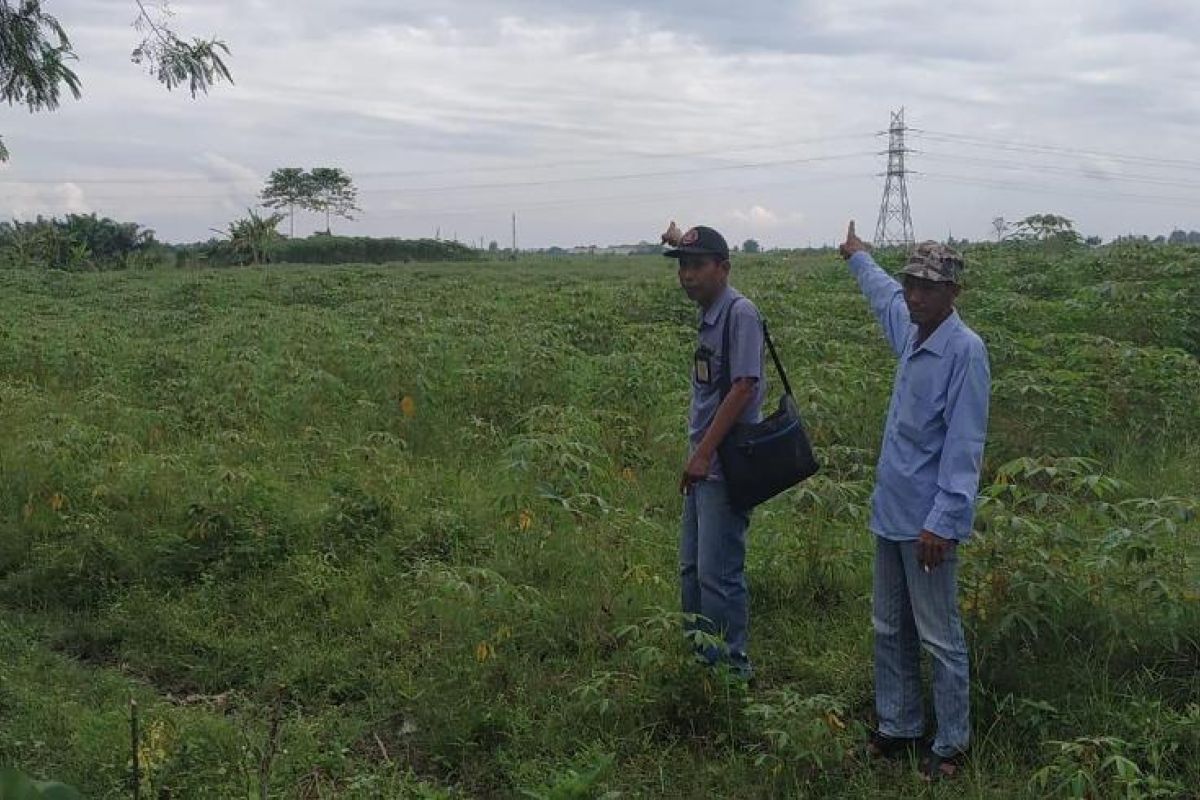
[0,248,1196,797]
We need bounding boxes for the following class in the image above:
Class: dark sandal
[866,731,920,760]
[920,749,968,782]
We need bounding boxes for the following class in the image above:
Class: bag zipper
[738,418,800,448]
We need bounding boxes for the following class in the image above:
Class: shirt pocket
[895,377,945,449]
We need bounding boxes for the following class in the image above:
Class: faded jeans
[872,536,970,757]
[680,480,751,671]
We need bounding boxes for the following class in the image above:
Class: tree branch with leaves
[131,1,231,97]
[0,0,233,161]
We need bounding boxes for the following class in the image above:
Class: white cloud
[731,205,780,228]
[61,182,90,214]
[2,181,91,219]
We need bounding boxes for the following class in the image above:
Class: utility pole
[511,212,518,261]
[874,107,916,249]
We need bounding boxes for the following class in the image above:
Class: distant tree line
[0,211,481,270]
[1110,231,1200,246]
[0,214,162,270]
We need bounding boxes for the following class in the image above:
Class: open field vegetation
[0,243,1197,797]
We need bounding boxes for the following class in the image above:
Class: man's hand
[680,448,713,494]
[839,220,868,260]
[662,220,683,247]
[917,529,956,572]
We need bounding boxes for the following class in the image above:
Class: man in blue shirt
[663,223,765,677]
[839,221,990,782]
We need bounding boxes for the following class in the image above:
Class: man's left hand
[680,449,713,494]
[917,529,955,572]
[662,220,684,247]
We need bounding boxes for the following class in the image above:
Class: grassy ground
[0,246,1197,798]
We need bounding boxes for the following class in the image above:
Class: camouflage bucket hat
[900,241,965,284]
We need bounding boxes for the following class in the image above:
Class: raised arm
[921,339,991,541]
[839,220,910,356]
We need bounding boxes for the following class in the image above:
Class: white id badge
[695,351,713,384]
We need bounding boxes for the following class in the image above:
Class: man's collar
[700,286,735,327]
[913,309,961,356]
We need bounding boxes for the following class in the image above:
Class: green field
[0,245,1198,798]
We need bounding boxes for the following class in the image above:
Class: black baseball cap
[663,226,730,261]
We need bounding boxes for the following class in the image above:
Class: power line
[920,151,1200,192]
[918,171,1200,210]
[14,151,877,202]
[353,131,876,180]
[58,169,874,219]
[915,129,1200,173]
[377,170,874,217]
[354,151,876,195]
[0,132,876,187]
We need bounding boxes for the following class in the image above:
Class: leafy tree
[260,168,312,238]
[308,167,360,235]
[742,238,761,254]
[991,216,1008,242]
[0,1,232,160]
[1010,214,1081,246]
[488,240,499,253]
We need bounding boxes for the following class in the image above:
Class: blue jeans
[680,480,751,670]
[872,536,970,757]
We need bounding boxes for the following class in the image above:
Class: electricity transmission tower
[874,108,915,248]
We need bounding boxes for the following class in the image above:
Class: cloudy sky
[2,0,1199,247]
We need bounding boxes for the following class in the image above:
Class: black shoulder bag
[717,299,820,509]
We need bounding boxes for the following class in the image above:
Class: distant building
[540,241,662,256]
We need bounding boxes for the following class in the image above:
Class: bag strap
[763,322,794,397]
[719,296,794,399]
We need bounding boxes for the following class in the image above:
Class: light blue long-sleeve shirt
[848,251,991,542]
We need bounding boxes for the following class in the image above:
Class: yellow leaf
[475,641,493,663]
[826,712,846,731]
[517,510,533,532]
[49,493,65,512]
[400,395,416,419]
[620,467,636,483]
